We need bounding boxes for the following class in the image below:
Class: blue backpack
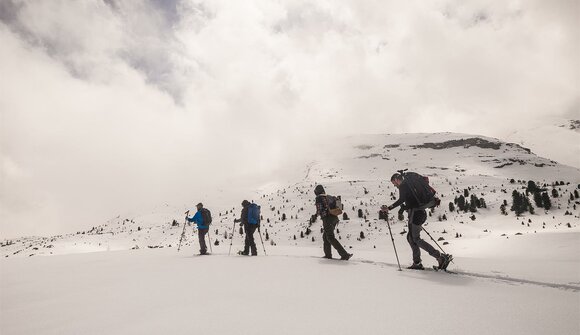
[247,203,261,225]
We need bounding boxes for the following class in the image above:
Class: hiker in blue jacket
[186,203,209,255]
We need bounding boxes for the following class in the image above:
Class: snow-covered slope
[502,118,580,169]
[2,132,579,335]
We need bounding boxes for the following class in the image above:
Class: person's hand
[380,205,389,212]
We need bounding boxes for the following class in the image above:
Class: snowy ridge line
[270,254,580,292]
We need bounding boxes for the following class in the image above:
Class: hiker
[314,185,352,260]
[186,203,211,255]
[235,200,260,256]
[381,173,452,270]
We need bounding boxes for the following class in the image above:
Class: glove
[380,205,389,212]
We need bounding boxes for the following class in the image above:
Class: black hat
[390,173,402,181]
[242,200,250,207]
[196,203,203,208]
[314,185,325,195]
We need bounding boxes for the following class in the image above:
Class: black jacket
[239,205,249,225]
[389,181,420,210]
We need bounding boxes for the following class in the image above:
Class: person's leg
[248,225,257,255]
[198,229,208,254]
[322,230,332,257]
[410,210,441,260]
[323,219,348,258]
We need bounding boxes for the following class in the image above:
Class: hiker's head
[390,173,403,188]
[242,200,250,207]
[196,203,203,210]
[314,185,325,195]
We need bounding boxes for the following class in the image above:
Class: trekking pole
[421,226,446,253]
[421,226,455,264]
[177,210,189,252]
[207,229,213,253]
[385,213,402,271]
[228,220,237,256]
[258,226,267,256]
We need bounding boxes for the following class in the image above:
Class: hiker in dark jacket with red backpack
[314,185,352,261]
[186,203,212,255]
[235,200,260,256]
[381,173,452,270]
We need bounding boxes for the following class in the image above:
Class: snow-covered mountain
[502,118,580,169]
[2,132,579,335]
[2,132,578,259]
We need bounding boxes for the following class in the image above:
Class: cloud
[1,0,578,237]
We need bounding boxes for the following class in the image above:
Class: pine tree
[552,189,559,198]
[449,202,455,212]
[533,192,543,208]
[527,180,538,194]
[511,191,524,216]
[469,197,478,213]
[542,192,552,210]
[457,195,466,211]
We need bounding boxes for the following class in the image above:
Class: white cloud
[1,0,578,237]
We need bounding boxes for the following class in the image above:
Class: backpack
[201,208,212,225]
[247,203,261,225]
[326,195,343,216]
[402,172,440,209]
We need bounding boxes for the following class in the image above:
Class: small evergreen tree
[533,192,543,208]
[542,192,552,210]
[511,190,525,216]
[552,189,559,198]
[449,202,455,212]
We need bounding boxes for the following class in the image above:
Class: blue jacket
[187,210,208,229]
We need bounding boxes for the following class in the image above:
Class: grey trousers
[407,210,440,264]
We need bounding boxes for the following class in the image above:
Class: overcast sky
[1,0,578,238]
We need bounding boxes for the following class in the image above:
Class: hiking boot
[407,263,425,270]
[238,251,249,256]
[340,253,353,261]
[437,254,453,270]
[322,255,333,259]
[251,253,258,256]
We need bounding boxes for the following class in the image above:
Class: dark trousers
[406,209,440,264]
[244,224,258,255]
[198,228,209,254]
[322,216,348,258]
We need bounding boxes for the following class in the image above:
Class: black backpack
[201,208,212,225]
[325,195,343,216]
[402,172,439,209]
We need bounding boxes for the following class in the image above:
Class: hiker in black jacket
[381,173,451,270]
[314,185,352,260]
[234,200,258,256]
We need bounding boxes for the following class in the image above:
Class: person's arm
[384,184,409,211]
[192,211,202,225]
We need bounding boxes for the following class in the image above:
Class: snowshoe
[407,263,425,270]
[437,254,453,270]
[340,253,353,261]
